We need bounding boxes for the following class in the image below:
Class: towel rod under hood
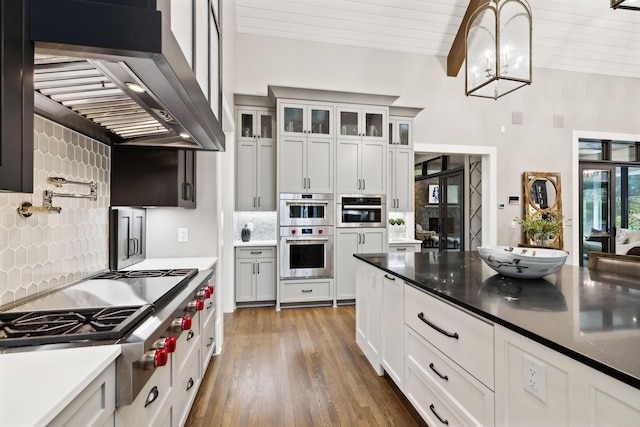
[29,0,225,151]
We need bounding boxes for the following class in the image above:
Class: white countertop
[0,345,121,427]
[234,240,277,247]
[123,256,218,271]
[389,238,422,245]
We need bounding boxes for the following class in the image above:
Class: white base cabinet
[50,363,116,427]
[336,228,386,301]
[495,324,640,427]
[381,272,405,390]
[235,247,276,304]
[355,261,383,374]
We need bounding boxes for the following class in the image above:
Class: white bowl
[477,246,569,279]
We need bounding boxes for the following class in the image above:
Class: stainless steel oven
[279,193,334,226]
[280,226,334,279]
[337,195,386,227]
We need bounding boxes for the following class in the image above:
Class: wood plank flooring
[185,305,425,427]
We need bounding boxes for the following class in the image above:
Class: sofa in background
[583,228,640,256]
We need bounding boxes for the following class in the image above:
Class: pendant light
[611,0,640,10]
[465,0,532,99]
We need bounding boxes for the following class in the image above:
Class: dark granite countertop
[355,251,640,390]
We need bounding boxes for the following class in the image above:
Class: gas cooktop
[0,268,198,347]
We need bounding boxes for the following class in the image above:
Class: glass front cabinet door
[280,102,333,137]
[238,108,274,140]
[388,118,411,146]
[337,105,387,141]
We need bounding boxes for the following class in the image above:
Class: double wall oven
[279,194,334,279]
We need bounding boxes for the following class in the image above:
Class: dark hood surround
[29,0,225,151]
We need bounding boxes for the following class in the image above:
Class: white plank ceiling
[235,0,640,79]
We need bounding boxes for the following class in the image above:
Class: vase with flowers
[388,218,406,238]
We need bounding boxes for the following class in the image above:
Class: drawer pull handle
[429,363,449,381]
[418,312,459,339]
[144,386,159,408]
[207,337,214,347]
[429,404,449,425]
[186,377,195,391]
[251,251,262,254]
[384,274,396,281]
[396,247,407,251]
[301,289,313,293]
[187,330,195,341]
[207,301,214,310]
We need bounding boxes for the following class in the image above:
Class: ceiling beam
[447,0,487,77]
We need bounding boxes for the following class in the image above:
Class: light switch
[178,228,189,242]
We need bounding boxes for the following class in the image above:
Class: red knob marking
[182,316,193,330]
[203,287,212,298]
[164,336,177,353]
[195,299,204,310]
[206,285,214,295]
[291,229,296,234]
[154,348,169,367]
[319,229,323,234]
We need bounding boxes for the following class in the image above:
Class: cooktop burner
[0,305,153,347]
[92,269,196,280]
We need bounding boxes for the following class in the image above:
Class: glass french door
[440,172,464,251]
[580,164,615,265]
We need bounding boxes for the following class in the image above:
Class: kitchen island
[355,251,640,426]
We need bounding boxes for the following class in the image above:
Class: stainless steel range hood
[29,0,225,151]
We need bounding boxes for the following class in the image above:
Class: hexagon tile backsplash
[0,115,110,306]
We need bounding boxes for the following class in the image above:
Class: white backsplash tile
[0,116,110,306]
[234,211,277,241]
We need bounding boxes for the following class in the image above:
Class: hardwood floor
[185,305,425,427]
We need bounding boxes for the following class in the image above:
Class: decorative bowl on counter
[477,246,569,279]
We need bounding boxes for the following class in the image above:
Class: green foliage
[515,212,564,238]
[388,218,405,226]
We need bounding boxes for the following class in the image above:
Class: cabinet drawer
[175,311,201,376]
[235,247,276,259]
[115,360,172,427]
[280,279,332,302]
[50,363,116,427]
[406,361,468,427]
[174,346,201,427]
[405,284,494,389]
[406,327,494,426]
[201,307,216,373]
[388,244,419,253]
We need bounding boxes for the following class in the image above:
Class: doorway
[415,162,464,252]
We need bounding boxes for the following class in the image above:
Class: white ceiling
[234,0,640,79]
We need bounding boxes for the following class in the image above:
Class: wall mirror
[523,172,563,249]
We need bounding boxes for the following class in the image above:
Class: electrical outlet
[178,228,189,243]
[523,354,547,403]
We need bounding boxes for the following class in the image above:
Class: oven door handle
[342,205,382,209]
[285,237,330,243]
[285,201,329,206]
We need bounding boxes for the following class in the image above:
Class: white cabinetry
[200,271,217,374]
[336,105,387,194]
[278,101,333,194]
[236,107,276,211]
[388,117,413,211]
[381,273,405,391]
[494,324,640,427]
[355,260,384,374]
[280,278,333,303]
[388,240,421,253]
[235,247,276,304]
[50,363,116,427]
[336,228,386,300]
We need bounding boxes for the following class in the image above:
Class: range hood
[29,0,225,151]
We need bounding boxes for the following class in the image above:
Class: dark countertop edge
[355,255,640,391]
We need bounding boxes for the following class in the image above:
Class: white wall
[234,32,640,256]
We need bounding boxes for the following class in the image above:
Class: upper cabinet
[0,2,33,192]
[337,106,387,142]
[236,107,277,211]
[278,101,334,194]
[279,103,333,138]
[111,147,196,208]
[388,118,412,147]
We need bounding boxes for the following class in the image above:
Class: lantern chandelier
[611,0,640,10]
[465,0,532,99]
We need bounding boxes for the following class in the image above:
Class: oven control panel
[280,226,333,237]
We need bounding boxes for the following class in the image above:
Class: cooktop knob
[152,336,177,353]
[188,299,205,311]
[154,348,169,367]
[171,316,193,331]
